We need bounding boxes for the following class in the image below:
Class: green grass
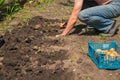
[38,7,46,10]
[84,76,92,80]
[22,14,32,19]
[0,0,52,32]
[38,0,50,4]
[0,0,5,8]
[99,33,107,40]
[0,25,10,31]
[69,56,77,62]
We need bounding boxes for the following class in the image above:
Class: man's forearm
[61,0,83,36]
[62,17,77,35]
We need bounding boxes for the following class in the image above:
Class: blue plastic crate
[88,41,120,69]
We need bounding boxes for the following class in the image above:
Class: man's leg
[78,1,120,34]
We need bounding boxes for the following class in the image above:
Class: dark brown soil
[0,16,73,80]
[0,0,120,80]
[0,15,120,80]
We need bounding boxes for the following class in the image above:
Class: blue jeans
[78,0,120,33]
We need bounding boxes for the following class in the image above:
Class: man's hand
[55,34,65,37]
[60,0,83,35]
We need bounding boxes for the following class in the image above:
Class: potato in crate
[88,41,120,69]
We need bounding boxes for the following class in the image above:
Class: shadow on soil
[70,24,101,36]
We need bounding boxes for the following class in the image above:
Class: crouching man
[56,0,120,37]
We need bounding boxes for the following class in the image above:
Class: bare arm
[61,0,83,36]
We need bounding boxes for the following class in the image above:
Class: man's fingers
[55,35,60,37]
[55,34,65,37]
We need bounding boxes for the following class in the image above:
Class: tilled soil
[0,16,73,80]
[0,16,120,80]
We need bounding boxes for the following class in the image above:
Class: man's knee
[78,11,89,22]
[78,11,100,24]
